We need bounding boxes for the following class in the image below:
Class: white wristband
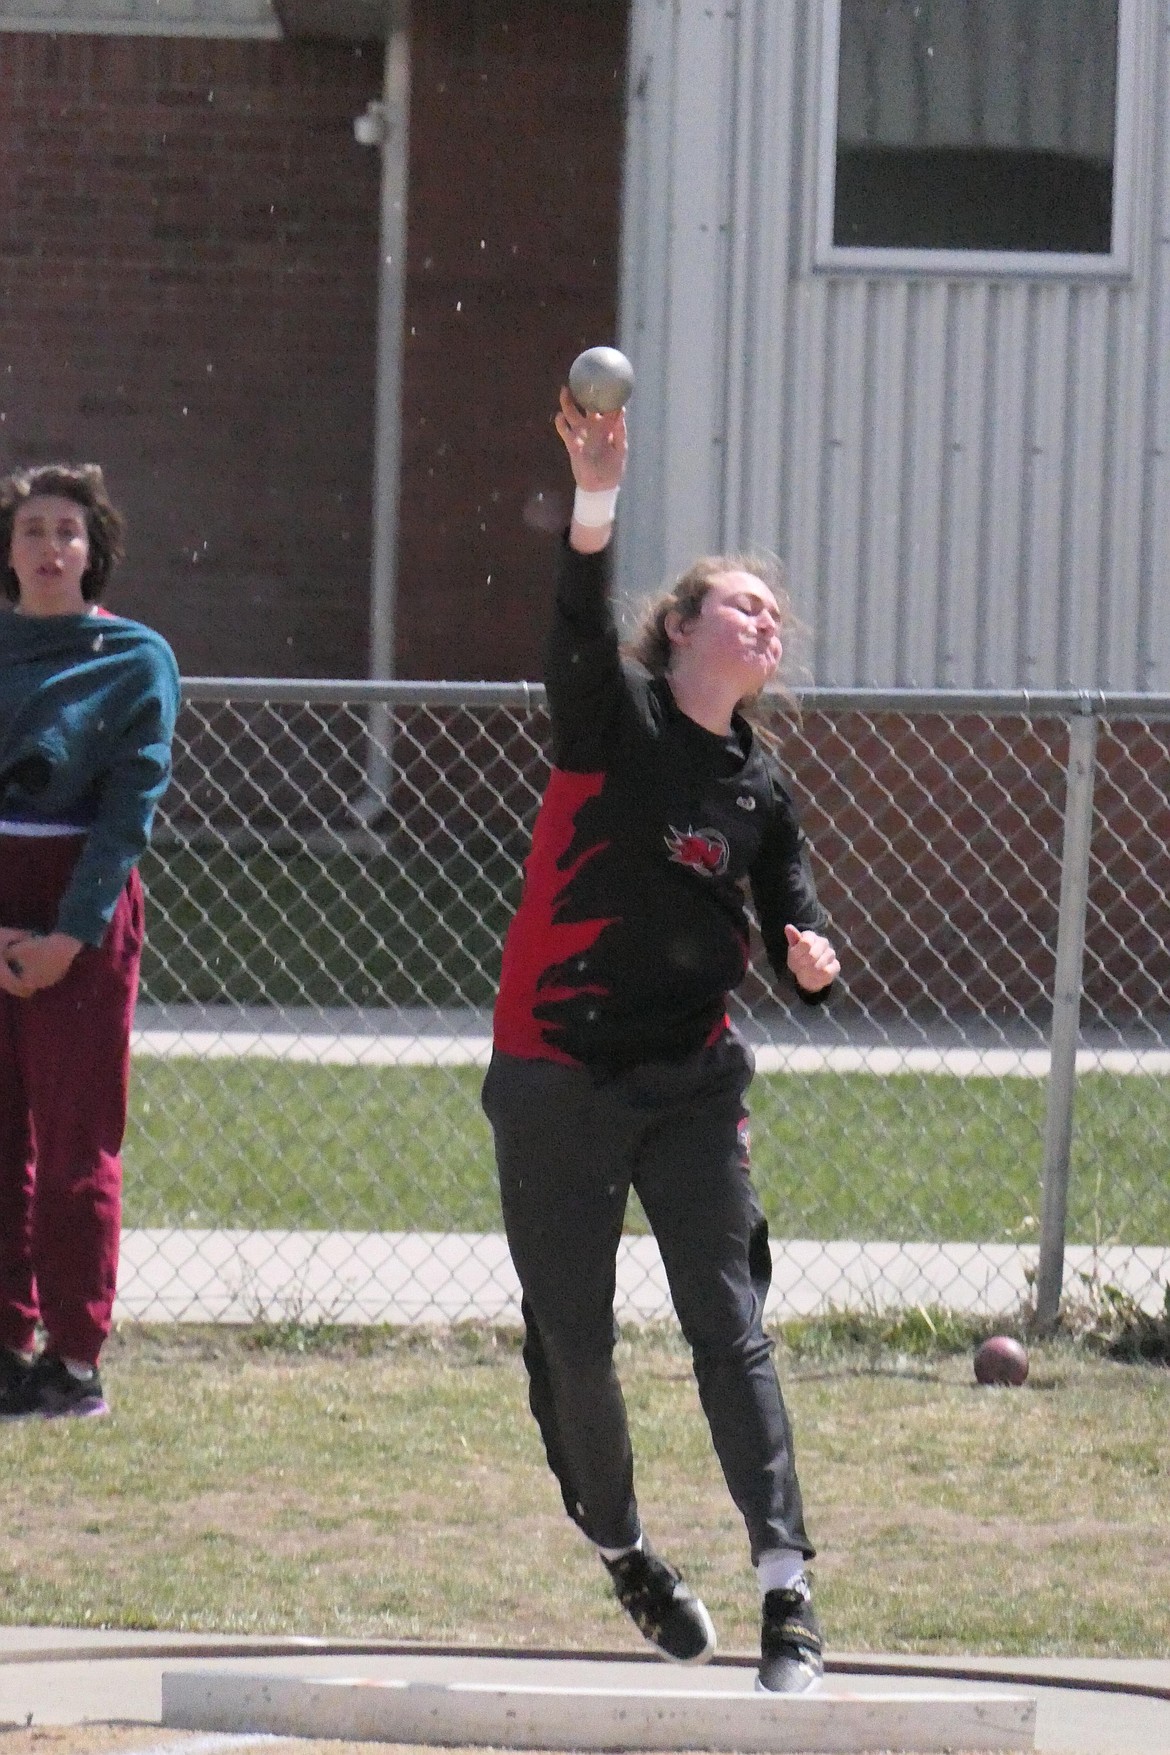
[572,484,620,528]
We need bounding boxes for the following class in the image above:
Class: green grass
[124,1062,1170,1245]
[138,843,520,1009]
[1,1325,1168,1657]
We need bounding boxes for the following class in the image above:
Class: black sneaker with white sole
[20,1353,109,1419]
[0,1348,34,1419]
[757,1582,824,1693]
[603,1543,716,1664]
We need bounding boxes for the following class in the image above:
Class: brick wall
[0,0,628,679]
[773,713,1170,1026]
[399,0,627,679]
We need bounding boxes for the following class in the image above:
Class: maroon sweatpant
[0,834,143,1365]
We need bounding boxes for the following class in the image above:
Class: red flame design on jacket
[493,769,618,1063]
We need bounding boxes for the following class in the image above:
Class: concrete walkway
[131,1004,1170,1077]
[112,1226,1170,1325]
[2,1629,1168,1755]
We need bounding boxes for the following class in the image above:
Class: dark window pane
[834,0,1119,253]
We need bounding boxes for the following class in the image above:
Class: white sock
[62,1358,96,1381]
[756,1548,808,1598]
[598,1532,644,1562]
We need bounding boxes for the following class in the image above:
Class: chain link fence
[118,683,1170,1329]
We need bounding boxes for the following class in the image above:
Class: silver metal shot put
[568,345,635,414]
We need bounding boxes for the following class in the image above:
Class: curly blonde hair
[626,552,801,723]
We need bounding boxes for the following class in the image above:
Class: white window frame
[813,0,1141,280]
[0,0,279,36]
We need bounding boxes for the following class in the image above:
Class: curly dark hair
[0,463,126,604]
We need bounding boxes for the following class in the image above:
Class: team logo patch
[665,825,730,877]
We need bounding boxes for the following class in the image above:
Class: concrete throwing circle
[161,1666,1036,1752]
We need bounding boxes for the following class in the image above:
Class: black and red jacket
[493,539,831,1072]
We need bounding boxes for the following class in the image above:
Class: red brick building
[0,0,627,678]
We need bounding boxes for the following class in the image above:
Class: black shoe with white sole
[757,1582,824,1693]
[603,1542,716,1664]
[19,1353,109,1419]
[0,1348,34,1419]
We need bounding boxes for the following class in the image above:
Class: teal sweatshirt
[0,609,180,946]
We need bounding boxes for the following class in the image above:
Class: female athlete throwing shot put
[482,388,839,1692]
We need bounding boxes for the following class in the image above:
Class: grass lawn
[138,843,521,1010]
[124,1062,1170,1245]
[1,1325,1168,1658]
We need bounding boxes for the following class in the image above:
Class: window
[816,0,1136,275]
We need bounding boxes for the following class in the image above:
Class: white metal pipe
[357,0,411,814]
[1035,709,1099,1332]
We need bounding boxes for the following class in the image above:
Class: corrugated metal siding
[619,0,1170,688]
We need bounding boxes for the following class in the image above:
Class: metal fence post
[1035,707,1099,1333]
[354,1,412,821]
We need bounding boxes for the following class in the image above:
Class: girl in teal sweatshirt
[0,465,179,1420]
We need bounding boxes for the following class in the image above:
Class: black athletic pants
[481,1032,813,1564]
